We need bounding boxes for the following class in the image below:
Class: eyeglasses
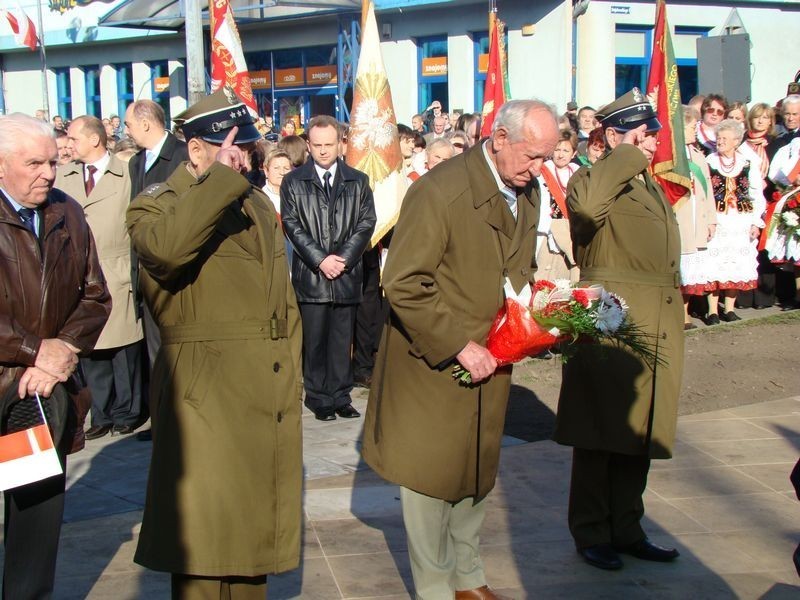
[705,107,725,116]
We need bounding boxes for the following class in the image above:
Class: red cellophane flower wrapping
[485,288,568,366]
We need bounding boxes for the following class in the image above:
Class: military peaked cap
[173,86,261,145]
[596,88,661,133]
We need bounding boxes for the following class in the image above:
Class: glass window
[614,26,650,99]
[417,35,448,113]
[115,63,134,119]
[54,68,71,121]
[84,65,101,117]
[615,64,646,98]
[273,49,302,69]
[473,31,489,114]
[150,61,170,123]
[674,27,710,102]
[305,45,336,67]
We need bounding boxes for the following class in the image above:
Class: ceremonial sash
[540,165,569,218]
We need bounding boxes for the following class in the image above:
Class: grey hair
[426,138,455,157]
[492,99,558,142]
[715,118,745,143]
[0,113,55,158]
[783,94,800,109]
[445,130,470,145]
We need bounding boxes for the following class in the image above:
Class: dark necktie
[323,171,332,200]
[18,207,37,237]
[85,164,98,197]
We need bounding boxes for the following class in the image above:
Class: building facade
[1,0,798,127]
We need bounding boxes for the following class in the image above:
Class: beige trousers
[401,486,487,600]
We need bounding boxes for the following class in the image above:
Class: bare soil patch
[504,312,800,442]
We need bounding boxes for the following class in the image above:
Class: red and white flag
[1,3,38,51]
[0,396,62,491]
[210,0,257,115]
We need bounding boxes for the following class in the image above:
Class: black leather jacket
[280,158,376,303]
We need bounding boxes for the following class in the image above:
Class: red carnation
[773,191,784,202]
[788,199,799,210]
[534,280,556,292]
[572,289,591,307]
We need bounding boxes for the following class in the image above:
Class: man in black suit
[124,99,188,440]
[281,115,376,421]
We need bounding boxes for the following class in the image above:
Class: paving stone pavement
[2,389,800,598]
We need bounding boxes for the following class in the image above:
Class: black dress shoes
[705,313,720,326]
[719,311,741,322]
[577,544,623,570]
[335,404,361,419]
[616,538,680,562]
[85,424,112,440]
[113,424,136,436]
[313,408,336,421]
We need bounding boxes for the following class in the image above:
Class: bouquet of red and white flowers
[765,187,800,264]
[453,278,661,384]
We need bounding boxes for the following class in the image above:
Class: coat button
[661,332,667,340]
[666,297,673,304]
[670,261,676,267]
[273,362,280,372]
[277,412,283,423]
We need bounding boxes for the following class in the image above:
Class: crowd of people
[1,83,799,599]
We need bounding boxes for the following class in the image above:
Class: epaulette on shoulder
[139,183,169,198]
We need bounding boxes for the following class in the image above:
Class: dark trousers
[81,341,144,428]
[299,302,358,411]
[568,448,650,549]
[171,574,267,600]
[3,467,66,600]
[353,253,387,379]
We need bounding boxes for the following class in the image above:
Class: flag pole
[35,0,49,118]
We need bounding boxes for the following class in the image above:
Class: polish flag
[2,5,38,51]
[0,423,62,491]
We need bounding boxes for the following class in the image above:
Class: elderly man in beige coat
[56,115,144,439]
[363,100,558,600]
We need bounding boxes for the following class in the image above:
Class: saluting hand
[620,124,649,147]
[215,127,248,174]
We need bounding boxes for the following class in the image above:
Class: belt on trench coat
[581,267,681,289]
[159,319,289,344]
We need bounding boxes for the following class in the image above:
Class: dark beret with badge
[596,87,661,133]
[173,86,262,145]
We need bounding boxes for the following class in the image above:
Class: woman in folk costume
[677,106,717,329]
[537,130,580,282]
[695,94,728,156]
[704,119,766,324]
[740,103,780,308]
[766,136,800,309]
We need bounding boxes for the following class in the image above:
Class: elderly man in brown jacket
[0,113,110,599]
[362,100,558,600]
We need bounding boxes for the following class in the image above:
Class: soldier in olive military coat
[554,89,684,571]
[127,89,302,599]
[362,100,559,599]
